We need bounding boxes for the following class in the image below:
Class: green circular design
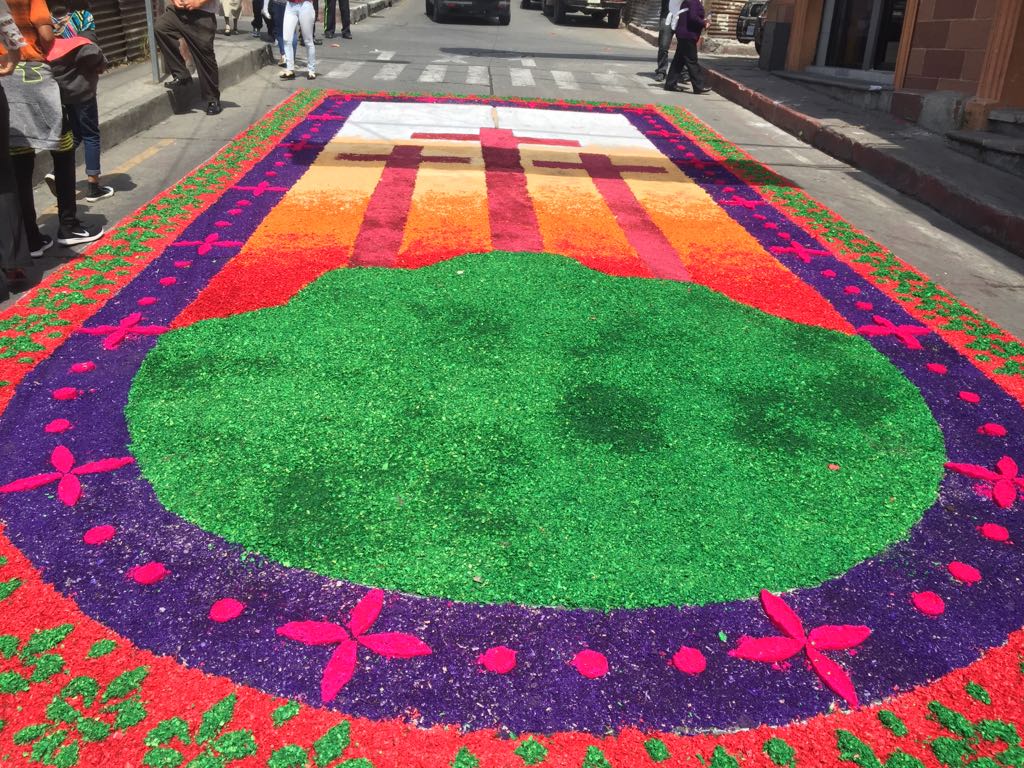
[126,252,945,610]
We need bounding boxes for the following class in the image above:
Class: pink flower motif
[277,589,431,702]
[79,312,167,351]
[770,241,830,264]
[235,180,289,198]
[478,646,517,674]
[570,649,608,679]
[945,455,1023,509]
[171,232,244,256]
[729,590,870,708]
[857,315,930,350]
[670,645,707,675]
[721,195,764,210]
[0,446,134,506]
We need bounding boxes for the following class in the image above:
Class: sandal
[279,70,295,79]
[307,71,316,80]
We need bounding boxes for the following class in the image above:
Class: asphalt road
[10,0,1023,337]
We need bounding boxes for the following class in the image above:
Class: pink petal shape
[0,472,62,493]
[45,419,72,434]
[978,423,1008,437]
[759,590,805,639]
[993,479,1017,509]
[959,391,981,404]
[729,635,804,662]
[570,649,608,679]
[945,461,1000,481]
[57,473,82,506]
[173,260,192,268]
[855,301,873,311]
[130,562,169,585]
[83,525,116,545]
[911,591,945,616]
[926,363,948,374]
[137,297,158,307]
[160,277,177,286]
[348,589,384,637]
[979,522,1010,542]
[477,646,517,674]
[807,625,871,651]
[51,446,75,473]
[947,561,981,585]
[670,645,707,675]
[52,387,79,401]
[209,598,246,623]
[74,457,134,475]
[844,286,860,294]
[358,632,432,659]
[277,621,349,645]
[70,361,95,373]
[807,647,859,708]
[996,456,1019,477]
[821,269,837,278]
[321,639,358,702]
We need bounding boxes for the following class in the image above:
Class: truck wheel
[425,0,432,14]
[606,8,620,26]
[552,0,565,23]
[541,0,552,15]
[520,0,530,8]
[432,0,445,21]
[498,10,511,22]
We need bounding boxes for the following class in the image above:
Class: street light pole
[145,0,161,83]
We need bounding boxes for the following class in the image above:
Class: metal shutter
[93,0,160,64]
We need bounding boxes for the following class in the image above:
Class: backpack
[46,33,106,105]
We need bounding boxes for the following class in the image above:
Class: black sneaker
[653,71,666,82]
[324,30,335,38]
[57,224,104,246]
[43,173,57,197]
[30,234,54,258]
[85,184,115,202]
[694,85,712,94]
[341,30,351,38]
[164,75,193,88]
[206,101,223,115]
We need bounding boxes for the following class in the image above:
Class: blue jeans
[269,1,298,57]
[67,98,101,178]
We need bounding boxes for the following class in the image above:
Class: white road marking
[419,64,447,83]
[595,72,627,92]
[467,65,489,85]
[520,57,537,67]
[509,67,535,87]
[432,54,469,64]
[376,50,395,61]
[374,63,407,80]
[551,70,579,90]
[326,61,364,79]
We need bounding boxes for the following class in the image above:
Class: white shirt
[663,0,686,30]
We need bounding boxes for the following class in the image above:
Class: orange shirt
[6,0,52,60]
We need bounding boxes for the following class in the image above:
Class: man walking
[664,0,711,94]
[654,0,681,82]
[323,0,349,38]
[156,0,222,115]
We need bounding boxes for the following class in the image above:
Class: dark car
[540,0,624,28]
[427,0,510,24]
[736,0,767,43]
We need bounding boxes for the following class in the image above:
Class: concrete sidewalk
[699,55,1024,260]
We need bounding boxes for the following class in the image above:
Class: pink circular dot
[979,522,1010,542]
[137,297,158,307]
[926,363,948,374]
[227,208,243,215]
[821,269,837,278]
[959,391,981,404]
[764,222,778,230]
[723,186,734,194]
[947,561,981,585]
[753,213,767,220]
[670,645,706,675]
[214,221,231,228]
[274,161,285,167]
[301,133,311,140]
[83,525,116,545]
[129,562,169,585]
[70,361,95,373]
[52,387,79,401]
[159,277,177,287]
[778,232,792,240]
[844,285,861,295]
[978,423,1008,437]
[570,649,608,679]
[911,591,945,616]
[174,260,192,268]
[237,199,251,206]
[209,598,246,623]
[45,418,72,434]
[477,645,517,674]
[265,171,278,177]
[855,301,874,311]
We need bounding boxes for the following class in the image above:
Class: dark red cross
[410,128,580,252]
[338,145,471,267]
[532,153,690,281]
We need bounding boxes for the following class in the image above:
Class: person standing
[654,0,682,82]
[220,0,240,34]
[250,0,264,37]
[323,0,349,39]
[279,0,315,80]
[664,0,711,93]
[155,0,223,115]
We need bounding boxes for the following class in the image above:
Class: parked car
[736,0,768,43]
[754,6,769,54]
[427,0,510,24]
[541,0,624,27]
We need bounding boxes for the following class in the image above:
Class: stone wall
[902,0,995,93]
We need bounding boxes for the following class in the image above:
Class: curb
[704,68,1024,260]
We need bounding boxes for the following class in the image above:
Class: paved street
[12,0,1023,336]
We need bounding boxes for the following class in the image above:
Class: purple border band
[0,95,1022,735]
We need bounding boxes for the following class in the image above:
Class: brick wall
[902,0,995,94]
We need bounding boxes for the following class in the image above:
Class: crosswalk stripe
[509,67,535,87]
[594,72,628,92]
[467,65,489,85]
[326,61,364,79]
[376,50,395,61]
[374,63,407,80]
[551,70,578,90]
[520,57,537,68]
[419,64,447,83]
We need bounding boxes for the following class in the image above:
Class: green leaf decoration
[451,747,479,768]
[211,730,257,760]
[516,737,549,765]
[928,702,975,740]
[884,752,925,768]
[87,640,117,659]
[146,717,192,747]
[313,721,351,767]
[0,577,22,601]
[966,682,992,705]
[340,760,373,767]
[878,710,908,738]
[0,670,29,694]
[0,634,19,658]
[708,745,740,768]
[21,624,74,658]
[30,654,66,682]
[102,667,150,703]
[61,677,100,708]
[272,700,301,728]
[836,729,882,768]
[78,717,112,743]
[53,741,80,768]
[763,737,796,767]
[46,697,82,724]
[112,698,148,730]
[183,753,224,768]
[144,747,185,768]
[977,718,1020,745]
[196,694,237,745]
[31,729,68,763]
[13,723,49,745]
[581,746,612,768]
[268,745,309,768]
